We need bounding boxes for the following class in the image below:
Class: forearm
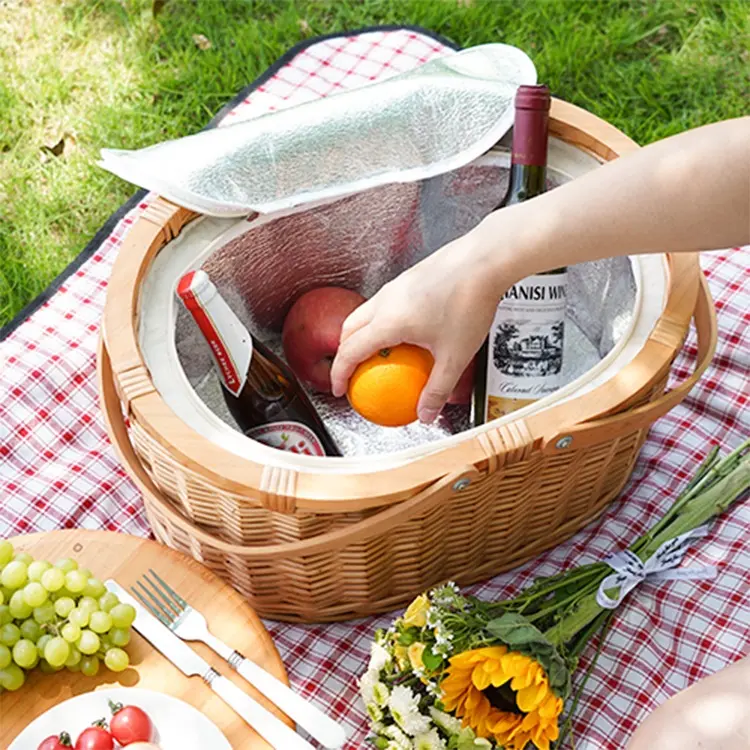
[472,117,750,283]
[332,118,749,416]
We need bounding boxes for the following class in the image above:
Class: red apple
[447,358,477,405]
[282,286,366,393]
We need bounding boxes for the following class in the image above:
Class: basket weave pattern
[100,100,715,623]
[127,377,665,621]
[131,420,375,544]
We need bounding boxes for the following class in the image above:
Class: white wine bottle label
[247,421,326,456]
[177,271,252,396]
[486,272,567,421]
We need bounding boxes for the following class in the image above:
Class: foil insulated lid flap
[98,44,536,217]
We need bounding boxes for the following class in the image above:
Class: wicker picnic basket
[99,99,716,622]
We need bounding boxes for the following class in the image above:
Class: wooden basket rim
[99,270,716,553]
[102,98,708,510]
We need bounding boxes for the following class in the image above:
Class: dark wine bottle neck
[505,162,546,203]
[501,96,549,206]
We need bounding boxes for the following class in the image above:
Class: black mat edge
[0,24,459,341]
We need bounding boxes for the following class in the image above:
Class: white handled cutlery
[105,580,317,750]
[131,570,346,748]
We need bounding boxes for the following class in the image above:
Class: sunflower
[440,646,563,750]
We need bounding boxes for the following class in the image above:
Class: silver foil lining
[99,44,535,217]
[175,151,636,457]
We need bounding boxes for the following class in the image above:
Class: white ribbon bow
[596,525,717,609]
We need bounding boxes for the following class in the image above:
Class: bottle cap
[515,84,551,111]
[177,270,214,307]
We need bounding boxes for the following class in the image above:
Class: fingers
[338,299,374,344]
[330,324,398,398]
[417,357,466,424]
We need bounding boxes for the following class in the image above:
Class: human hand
[334,117,750,425]
[330,232,509,423]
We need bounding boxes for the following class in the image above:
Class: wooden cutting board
[0,530,292,748]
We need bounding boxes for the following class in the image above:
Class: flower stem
[556,613,615,749]
[634,441,746,550]
[565,609,611,661]
[543,589,604,646]
[526,579,600,624]
[635,448,750,560]
[544,446,750,647]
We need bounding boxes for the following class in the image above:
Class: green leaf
[548,658,569,691]
[422,646,443,671]
[397,629,417,646]
[484,613,571,699]
[486,612,543,646]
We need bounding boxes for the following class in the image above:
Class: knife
[105,580,316,750]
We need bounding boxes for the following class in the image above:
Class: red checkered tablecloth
[1,27,748,750]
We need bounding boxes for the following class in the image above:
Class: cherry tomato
[74,725,114,750]
[37,733,72,750]
[108,701,154,745]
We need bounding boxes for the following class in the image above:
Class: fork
[133,570,347,750]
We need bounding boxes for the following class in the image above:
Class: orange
[347,344,434,427]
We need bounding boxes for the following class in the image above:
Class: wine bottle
[177,270,342,457]
[473,84,568,425]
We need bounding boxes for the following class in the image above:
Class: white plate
[10,687,232,750]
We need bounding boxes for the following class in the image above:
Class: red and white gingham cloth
[1,28,748,750]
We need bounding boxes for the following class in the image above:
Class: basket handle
[98,334,479,560]
[541,271,717,453]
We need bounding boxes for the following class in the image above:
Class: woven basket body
[100,99,716,622]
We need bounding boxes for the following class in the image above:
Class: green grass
[1,0,748,327]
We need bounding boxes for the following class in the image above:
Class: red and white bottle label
[247,421,326,456]
[177,271,252,396]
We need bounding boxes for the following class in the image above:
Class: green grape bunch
[0,539,136,692]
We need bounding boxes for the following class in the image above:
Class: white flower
[434,642,451,657]
[433,626,454,657]
[426,607,441,628]
[429,707,463,735]
[425,680,441,697]
[383,724,411,745]
[435,627,453,644]
[359,668,378,704]
[414,728,446,750]
[373,681,390,707]
[384,723,413,749]
[435,625,453,643]
[456,727,493,750]
[369,641,392,672]
[387,685,431,736]
[366,702,384,722]
[429,582,461,607]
